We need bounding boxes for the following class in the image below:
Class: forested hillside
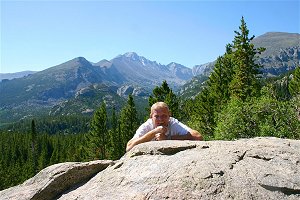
[1,17,299,191]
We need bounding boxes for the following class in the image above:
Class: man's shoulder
[169,117,180,124]
[141,118,153,127]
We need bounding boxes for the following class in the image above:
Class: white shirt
[132,117,190,140]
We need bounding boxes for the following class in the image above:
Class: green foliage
[260,70,294,101]
[30,120,38,174]
[214,98,247,140]
[0,130,86,190]
[1,115,90,135]
[148,80,179,119]
[215,87,300,140]
[0,94,144,190]
[107,107,123,160]
[289,66,300,96]
[187,88,215,135]
[187,17,299,141]
[85,102,108,160]
[208,52,233,107]
[188,46,235,135]
[229,16,264,100]
[119,95,139,150]
[188,17,266,136]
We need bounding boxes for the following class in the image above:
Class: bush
[214,88,300,140]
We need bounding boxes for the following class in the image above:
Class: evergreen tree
[189,88,215,136]
[289,67,300,96]
[119,94,138,151]
[50,137,59,164]
[38,144,48,171]
[30,120,38,174]
[189,17,264,137]
[109,107,123,159]
[207,46,234,111]
[148,80,179,119]
[85,102,108,160]
[189,46,234,136]
[229,16,264,101]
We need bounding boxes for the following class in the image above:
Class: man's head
[150,102,171,127]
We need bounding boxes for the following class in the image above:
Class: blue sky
[1,0,299,73]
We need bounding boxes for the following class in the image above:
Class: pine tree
[109,107,123,159]
[148,80,179,119]
[119,94,138,150]
[190,88,215,135]
[289,67,300,96]
[85,102,108,160]
[189,17,264,136]
[189,46,234,135]
[207,46,234,111]
[50,137,59,164]
[229,16,264,101]
[30,120,37,174]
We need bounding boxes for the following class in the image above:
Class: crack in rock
[259,183,300,196]
[229,150,248,169]
[248,154,273,161]
[204,171,225,179]
[112,162,123,170]
[157,145,197,155]
[127,145,197,158]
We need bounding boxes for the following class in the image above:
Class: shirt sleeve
[132,119,153,139]
[169,118,190,136]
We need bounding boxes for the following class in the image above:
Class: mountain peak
[167,62,185,68]
[124,52,139,58]
[73,57,89,63]
[114,52,141,61]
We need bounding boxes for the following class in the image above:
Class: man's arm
[126,126,167,151]
[171,129,203,141]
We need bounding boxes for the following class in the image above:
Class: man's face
[151,108,170,128]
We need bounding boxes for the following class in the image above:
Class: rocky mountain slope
[1,137,299,199]
[253,32,300,76]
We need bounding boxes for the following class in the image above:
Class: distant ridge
[0,71,37,81]
[252,32,300,56]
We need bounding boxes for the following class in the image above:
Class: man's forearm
[170,133,194,140]
[126,130,157,151]
[171,130,203,141]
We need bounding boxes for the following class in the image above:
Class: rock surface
[0,160,113,200]
[1,137,300,200]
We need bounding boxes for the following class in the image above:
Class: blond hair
[150,102,170,116]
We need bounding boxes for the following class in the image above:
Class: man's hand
[154,125,167,134]
[154,126,168,141]
[155,132,167,140]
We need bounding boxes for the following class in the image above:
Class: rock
[1,137,300,200]
[0,160,114,200]
[117,85,149,97]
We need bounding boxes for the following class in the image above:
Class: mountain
[253,32,300,76]
[0,71,37,81]
[99,52,193,88]
[1,32,298,124]
[192,61,215,76]
[0,53,192,124]
[252,32,300,56]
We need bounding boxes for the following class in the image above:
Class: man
[126,102,203,151]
